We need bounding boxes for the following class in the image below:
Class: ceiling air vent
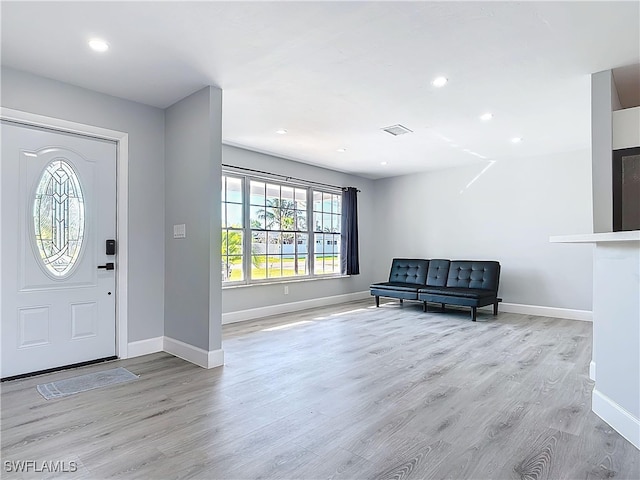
[382,124,413,136]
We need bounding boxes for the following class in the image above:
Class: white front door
[1,121,117,378]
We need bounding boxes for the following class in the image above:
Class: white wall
[592,241,640,447]
[372,150,594,311]
[1,67,165,342]
[165,87,223,352]
[612,106,640,149]
[221,145,376,315]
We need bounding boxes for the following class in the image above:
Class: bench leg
[422,301,427,312]
[493,301,499,316]
[375,296,380,307]
[399,299,403,306]
[471,306,477,322]
[441,303,446,312]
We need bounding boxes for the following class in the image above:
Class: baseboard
[207,349,225,369]
[499,303,592,322]
[592,389,640,449]
[127,336,163,358]
[590,361,596,381]
[163,336,224,369]
[222,291,371,324]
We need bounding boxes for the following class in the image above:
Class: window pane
[267,232,281,254]
[227,204,243,228]
[266,183,280,204]
[221,204,227,228]
[297,254,308,275]
[295,188,306,210]
[250,181,265,206]
[323,213,331,232]
[280,202,295,230]
[282,255,295,277]
[332,194,341,214]
[327,256,339,274]
[282,232,295,245]
[296,211,307,231]
[222,230,243,282]
[251,255,266,280]
[251,231,267,280]
[313,212,322,232]
[34,159,85,277]
[314,233,325,254]
[222,255,243,282]
[331,213,340,233]
[323,192,332,209]
[267,256,282,278]
[250,206,264,229]
[252,231,266,255]
[266,207,280,230]
[296,233,308,252]
[313,191,323,211]
[281,186,294,203]
[226,177,242,204]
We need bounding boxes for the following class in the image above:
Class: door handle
[97,263,115,271]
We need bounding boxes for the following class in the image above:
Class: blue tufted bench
[418,260,501,321]
[371,258,502,321]
[370,259,429,307]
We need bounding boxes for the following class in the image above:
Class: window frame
[221,175,245,283]
[222,170,343,286]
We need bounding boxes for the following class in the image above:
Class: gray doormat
[37,367,138,400]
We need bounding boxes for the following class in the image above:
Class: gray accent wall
[372,150,594,311]
[1,67,165,342]
[221,145,376,314]
[165,87,222,351]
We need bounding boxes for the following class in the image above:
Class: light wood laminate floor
[2,299,639,479]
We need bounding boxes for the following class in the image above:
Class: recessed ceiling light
[380,161,388,166]
[480,113,493,121]
[88,38,109,52]
[511,137,523,143]
[337,148,347,153]
[275,129,287,135]
[432,76,448,87]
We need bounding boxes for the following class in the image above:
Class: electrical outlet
[284,285,289,295]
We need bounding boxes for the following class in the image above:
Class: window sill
[222,275,350,290]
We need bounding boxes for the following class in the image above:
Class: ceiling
[2,2,639,179]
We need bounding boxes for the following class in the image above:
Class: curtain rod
[221,164,360,192]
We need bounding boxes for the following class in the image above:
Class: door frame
[1,107,130,359]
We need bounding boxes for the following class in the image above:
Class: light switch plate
[173,224,186,239]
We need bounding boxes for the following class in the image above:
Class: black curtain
[340,187,360,275]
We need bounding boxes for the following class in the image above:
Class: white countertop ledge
[550,231,640,243]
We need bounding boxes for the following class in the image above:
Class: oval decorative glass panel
[33,159,85,277]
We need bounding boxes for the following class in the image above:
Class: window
[312,191,341,275]
[222,173,341,285]
[34,159,85,277]
[221,175,244,282]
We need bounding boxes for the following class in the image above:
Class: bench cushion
[425,259,450,286]
[418,286,496,299]
[446,261,500,291]
[387,258,429,285]
[370,282,423,293]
